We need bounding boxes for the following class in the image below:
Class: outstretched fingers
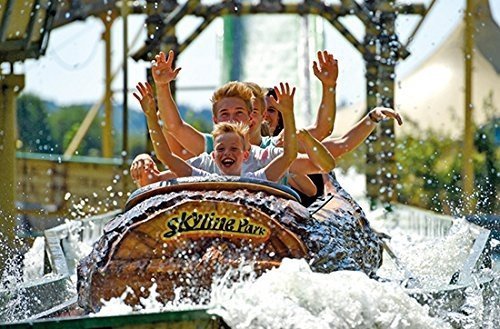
[132,92,141,103]
[274,82,294,97]
[136,82,146,95]
[317,50,326,66]
[145,82,154,94]
[165,50,175,66]
[173,66,182,79]
[312,61,320,75]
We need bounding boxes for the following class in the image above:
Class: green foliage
[184,110,213,133]
[16,94,55,153]
[474,124,498,213]
[338,128,498,215]
[395,132,465,214]
[47,105,102,155]
[338,90,499,215]
[16,93,210,158]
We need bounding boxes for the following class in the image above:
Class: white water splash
[209,258,450,329]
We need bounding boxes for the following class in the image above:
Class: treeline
[16,93,213,157]
[337,105,499,215]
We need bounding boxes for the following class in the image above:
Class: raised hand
[133,82,156,117]
[130,153,160,187]
[268,82,296,116]
[312,50,338,88]
[151,50,182,86]
[369,107,403,125]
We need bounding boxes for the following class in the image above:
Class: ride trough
[2,173,496,328]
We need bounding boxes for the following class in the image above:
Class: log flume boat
[77,174,383,312]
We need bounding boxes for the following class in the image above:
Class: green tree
[16,93,55,153]
[184,110,213,133]
[48,105,102,156]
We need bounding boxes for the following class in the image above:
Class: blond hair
[212,122,250,150]
[244,81,266,113]
[210,81,253,117]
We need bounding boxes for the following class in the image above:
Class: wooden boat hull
[77,176,382,312]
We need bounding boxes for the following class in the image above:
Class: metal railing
[15,153,131,234]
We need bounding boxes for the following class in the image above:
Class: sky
[9,0,500,114]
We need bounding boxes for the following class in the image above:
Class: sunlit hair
[244,81,266,114]
[212,122,250,151]
[210,81,253,116]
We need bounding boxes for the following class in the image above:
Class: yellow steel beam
[463,0,476,214]
[101,15,115,158]
[0,73,24,270]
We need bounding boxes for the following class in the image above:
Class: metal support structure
[121,0,129,162]
[121,0,130,196]
[0,73,24,270]
[463,0,476,214]
[364,24,380,207]
[132,1,426,208]
[361,0,402,207]
[0,0,430,210]
[62,25,144,159]
[101,15,115,158]
[377,4,398,205]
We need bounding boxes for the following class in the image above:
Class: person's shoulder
[249,145,282,162]
[203,133,214,153]
[259,136,281,148]
[188,152,211,165]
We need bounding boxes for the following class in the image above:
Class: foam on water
[376,218,476,289]
[4,169,497,328]
[90,258,451,328]
[209,258,451,329]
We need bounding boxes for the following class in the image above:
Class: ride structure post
[101,14,116,158]
[364,1,381,208]
[363,0,400,209]
[0,72,24,271]
[462,0,476,214]
[377,5,398,206]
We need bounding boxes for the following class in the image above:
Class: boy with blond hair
[156,84,299,182]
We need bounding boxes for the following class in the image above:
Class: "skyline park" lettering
[161,210,269,240]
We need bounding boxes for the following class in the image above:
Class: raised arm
[152,120,194,178]
[133,82,193,160]
[306,50,338,141]
[323,107,403,158]
[272,50,338,152]
[297,129,336,172]
[288,174,318,197]
[152,50,206,155]
[264,83,298,182]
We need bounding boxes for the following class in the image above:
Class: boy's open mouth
[221,158,235,167]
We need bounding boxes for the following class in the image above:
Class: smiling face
[213,97,251,125]
[264,95,280,135]
[212,132,249,176]
[249,97,265,136]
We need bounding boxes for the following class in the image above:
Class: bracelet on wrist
[369,111,381,123]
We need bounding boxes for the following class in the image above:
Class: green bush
[336,124,498,215]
